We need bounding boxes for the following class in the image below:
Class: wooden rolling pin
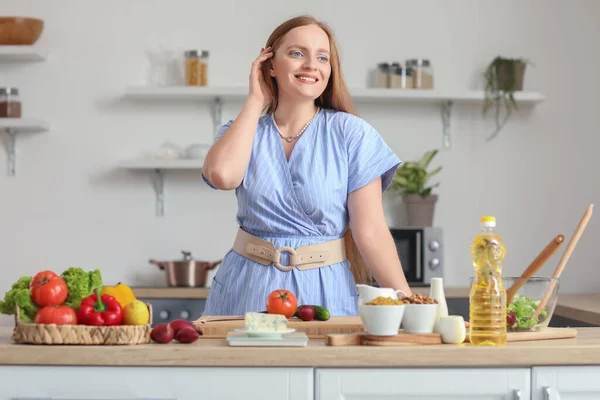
[533,204,594,318]
[505,234,565,306]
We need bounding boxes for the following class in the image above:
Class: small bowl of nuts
[399,293,439,334]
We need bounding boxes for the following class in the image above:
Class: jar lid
[185,50,209,58]
[0,87,19,95]
[406,59,431,67]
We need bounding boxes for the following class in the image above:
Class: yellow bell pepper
[101,282,136,308]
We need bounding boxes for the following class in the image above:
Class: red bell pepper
[77,288,123,326]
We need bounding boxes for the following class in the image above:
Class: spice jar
[0,88,21,118]
[406,59,434,89]
[185,50,209,86]
[375,62,391,88]
[390,64,413,89]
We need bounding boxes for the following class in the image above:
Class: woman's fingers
[252,52,273,67]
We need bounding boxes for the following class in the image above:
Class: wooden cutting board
[195,316,364,338]
[326,327,578,346]
[466,327,578,343]
[327,331,442,346]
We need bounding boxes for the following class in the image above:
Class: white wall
[1,0,599,310]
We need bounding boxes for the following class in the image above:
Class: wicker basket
[12,303,153,345]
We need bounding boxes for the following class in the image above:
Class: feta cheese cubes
[245,312,288,331]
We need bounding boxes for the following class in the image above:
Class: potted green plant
[390,149,441,227]
[483,56,531,140]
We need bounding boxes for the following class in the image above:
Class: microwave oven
[389,226,444,286]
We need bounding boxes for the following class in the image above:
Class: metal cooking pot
[149,250,222,287]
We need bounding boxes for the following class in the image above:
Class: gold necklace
[272,107,320,143]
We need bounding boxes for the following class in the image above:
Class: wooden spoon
[505,234,565,306]
[533,204,594,318]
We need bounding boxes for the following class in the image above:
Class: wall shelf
[122,85,545,216]
[119,158,204,216]
[0,46,48,62]
[0,119,49,176]
[124,85,545,148]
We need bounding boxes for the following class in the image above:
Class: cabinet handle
[513,389,521,400]
[544,387,561,400]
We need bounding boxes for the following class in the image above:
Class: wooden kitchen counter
[2,327,600,367]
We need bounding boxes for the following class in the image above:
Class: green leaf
[425,166,442,180]
[418,150,438,170]
[390,149,441,196]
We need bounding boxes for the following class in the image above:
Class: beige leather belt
[232,228,347,272]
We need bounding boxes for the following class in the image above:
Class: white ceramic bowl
[358,304,406,336]
[185,143,210,159]
[438,315,466,344]
[401,303,438,334]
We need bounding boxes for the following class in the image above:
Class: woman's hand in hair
[249,46,273,109]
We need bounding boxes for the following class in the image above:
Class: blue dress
[202,108,401,316]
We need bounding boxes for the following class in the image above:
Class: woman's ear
[269,61,275,77]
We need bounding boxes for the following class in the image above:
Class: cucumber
[293,305,331,321]
[308,305,330,321]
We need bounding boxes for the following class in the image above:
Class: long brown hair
[261,15,372,284]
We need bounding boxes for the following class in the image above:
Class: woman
[201,15,412,316]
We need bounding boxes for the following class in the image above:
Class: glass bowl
[469,276,559,332]
[503,277,559,332]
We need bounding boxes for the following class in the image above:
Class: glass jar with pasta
[406,59,434,89]
[185,50,209,86]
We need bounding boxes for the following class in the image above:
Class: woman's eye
[318,56,329,62]
[291,51,302,57]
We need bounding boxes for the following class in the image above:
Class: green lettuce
[60,267,103,311]
[0,276,39,323]
[507,294,548,331]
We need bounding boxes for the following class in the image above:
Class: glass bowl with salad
[503,276,559,332]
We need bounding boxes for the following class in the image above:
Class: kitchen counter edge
[1,327,600,367]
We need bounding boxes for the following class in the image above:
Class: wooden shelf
[0,46,48,62]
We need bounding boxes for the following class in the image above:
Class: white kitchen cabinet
[316,368,530,400]
[0,366,313,400]
[532,366,600,399]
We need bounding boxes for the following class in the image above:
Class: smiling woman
[200,15,412,317]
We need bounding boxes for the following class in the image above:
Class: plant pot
[404,194,438,227]
[496,62,526,92]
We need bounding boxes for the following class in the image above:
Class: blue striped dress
[201,108,401,316]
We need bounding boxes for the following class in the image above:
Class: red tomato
[30,270,68,307]
[35,305,78,325]
[266,289,298,318]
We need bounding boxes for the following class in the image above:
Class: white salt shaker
[429,277,448,333]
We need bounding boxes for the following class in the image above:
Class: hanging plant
[483,56,532,140]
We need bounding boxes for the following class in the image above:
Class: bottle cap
[481,216,496,227]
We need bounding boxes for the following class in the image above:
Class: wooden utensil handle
[533,204,594,318]
[506,234,564,305]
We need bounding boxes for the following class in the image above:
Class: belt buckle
[274,246,297,272]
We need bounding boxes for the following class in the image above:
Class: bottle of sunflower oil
[469,216,507,346]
